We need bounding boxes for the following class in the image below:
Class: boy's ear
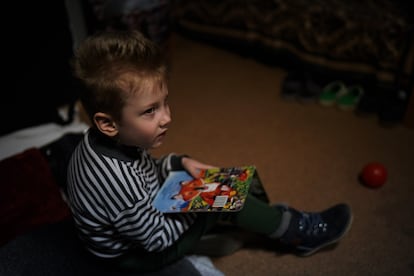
[93,112,118,137]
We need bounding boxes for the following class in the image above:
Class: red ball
[360,162,387,188]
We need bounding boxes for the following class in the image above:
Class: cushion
[0,148,71,246]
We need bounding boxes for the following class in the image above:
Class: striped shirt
[66,128,196,258]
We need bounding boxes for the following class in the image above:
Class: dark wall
[3,1,79,135]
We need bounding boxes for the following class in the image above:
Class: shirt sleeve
[112,168,195,253]
[113,198,195,252]
[103,152,197,253]
[155,153,188,183]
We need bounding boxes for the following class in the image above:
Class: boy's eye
[144,107,156,115]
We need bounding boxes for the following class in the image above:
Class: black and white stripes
[66,129,196,258]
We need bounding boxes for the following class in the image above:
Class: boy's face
[116,80,171,149]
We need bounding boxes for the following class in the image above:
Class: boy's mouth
[157,131,167,140]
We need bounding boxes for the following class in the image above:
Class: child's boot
[272,203,352,256]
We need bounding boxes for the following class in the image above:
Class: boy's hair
[72,30,167,123]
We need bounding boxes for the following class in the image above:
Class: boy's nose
[160,110,171,127]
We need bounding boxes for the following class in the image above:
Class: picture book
[153,165,257,213]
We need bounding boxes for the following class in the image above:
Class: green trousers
[111,194,282,272]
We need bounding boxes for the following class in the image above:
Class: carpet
[151,33,414,276]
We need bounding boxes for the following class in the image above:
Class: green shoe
[337,85,364,111]
[319,81,347,107]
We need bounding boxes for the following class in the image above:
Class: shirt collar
[87,127,143,161]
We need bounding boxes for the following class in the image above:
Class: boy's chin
[150,141,164,149]
[151,135,167,149]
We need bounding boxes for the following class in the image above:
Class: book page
[153,166,256,213]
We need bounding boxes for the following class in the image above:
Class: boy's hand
[181,157,216,178]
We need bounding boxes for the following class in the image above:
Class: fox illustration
[172,178,236,207]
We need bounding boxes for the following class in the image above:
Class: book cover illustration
[153,165,256,213]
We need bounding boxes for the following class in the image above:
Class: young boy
[66,30,352,272]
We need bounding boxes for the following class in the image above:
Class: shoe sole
[192,233,244,257]
[319,98,337,107]
[337,105,357,111]
[297,211,354,257]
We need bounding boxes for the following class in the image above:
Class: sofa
[171,0,414,84]
[0,132,219,276]
[170,0,414,124]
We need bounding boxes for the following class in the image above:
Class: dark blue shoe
[278,203,352,256]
